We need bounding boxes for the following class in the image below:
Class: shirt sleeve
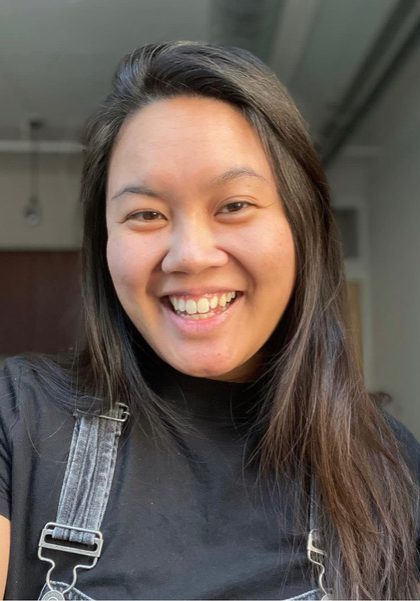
[0,358,21,520]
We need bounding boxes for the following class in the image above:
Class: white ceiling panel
[0,0,418,158]
[0,0,211,139]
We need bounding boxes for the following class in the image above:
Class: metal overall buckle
[307,528,330,600]
[73,402,130,423]
[38,522,103,600]
[98,402,130,423]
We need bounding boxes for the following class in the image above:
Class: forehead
[107,96,275,191]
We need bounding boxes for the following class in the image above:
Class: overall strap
[38,402,129,600]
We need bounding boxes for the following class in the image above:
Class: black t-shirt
[0,356,419,600]
[0,356,316,600]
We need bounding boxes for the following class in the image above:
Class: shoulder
[1,354,58,403]
[0,356,29,435]
[0,354,78,480]
[0,355,75,445]
[1,354,53,395]
[0,356,78,523]
[382,409,420,481]
[0,356,25,398]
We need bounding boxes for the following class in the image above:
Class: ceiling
[0,0,419,163]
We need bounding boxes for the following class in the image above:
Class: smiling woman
[105,96,296,381]
[0,41,419,601]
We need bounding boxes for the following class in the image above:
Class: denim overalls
[37,404,330,600]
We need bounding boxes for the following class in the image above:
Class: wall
[359,41,420,438]
[327,155,374,388]
[328,136,420,439]
[366,126,420,437]
[0,152,82,249]
[0,152,83,363]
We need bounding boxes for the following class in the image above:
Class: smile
[169,291,237,317]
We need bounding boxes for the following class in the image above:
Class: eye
[218,201,254,214]
[127,210,166,221]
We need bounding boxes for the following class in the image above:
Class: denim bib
[37,404,329,600]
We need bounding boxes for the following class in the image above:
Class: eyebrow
[110,184,159,201]
[209,167,268,186]
[110,166,267,201]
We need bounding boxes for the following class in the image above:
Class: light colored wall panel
[367,129,420,438]
[0,153,82,249]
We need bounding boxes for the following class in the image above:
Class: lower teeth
[180,311,216,320]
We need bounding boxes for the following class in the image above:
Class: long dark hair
[68,41,419,598]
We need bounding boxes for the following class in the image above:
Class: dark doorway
[0,251,82,356]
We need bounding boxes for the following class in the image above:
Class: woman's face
[106,96,296,381]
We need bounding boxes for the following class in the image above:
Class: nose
[161,219,228,275]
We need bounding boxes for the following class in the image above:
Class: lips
[160,289,243,335]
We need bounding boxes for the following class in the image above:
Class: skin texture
[0,515,10,599]
[106,96,296,382]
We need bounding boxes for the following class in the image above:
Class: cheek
[236,220,296,289]
[106,237,140,291]
[263,225,295,268]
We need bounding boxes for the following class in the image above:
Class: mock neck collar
[138,346,263,426]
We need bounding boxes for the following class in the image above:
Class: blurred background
[0,0,419,435]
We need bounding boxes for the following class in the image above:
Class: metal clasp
[307,528,330,600]
[73,402,130,423]
[38,522,103,596]
[99,402,130,423]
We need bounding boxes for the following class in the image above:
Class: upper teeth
[169,291,237,314]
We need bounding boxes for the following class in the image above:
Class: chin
[169,356,238,380]
[178,364,231,379]
[172,356,257,383]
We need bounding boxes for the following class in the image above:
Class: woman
[0,41,419,600]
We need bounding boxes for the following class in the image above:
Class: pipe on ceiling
[320,0,420,166]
